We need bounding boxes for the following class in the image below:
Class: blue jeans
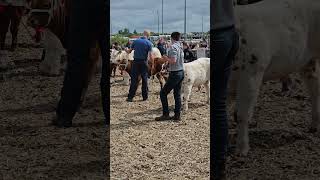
[160,70,184,114]
[128,60,149,99]
[211,27,239,175]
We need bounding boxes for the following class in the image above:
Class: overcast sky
[111,0,210,34]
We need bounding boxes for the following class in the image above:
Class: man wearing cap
[126,29,153,102]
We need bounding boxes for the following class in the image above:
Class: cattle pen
[0,20,320,180]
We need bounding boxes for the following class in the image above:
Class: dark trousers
[160,70,184,114]
[56,0,107,122]
[211,27,239,177]
[128,60,149,100]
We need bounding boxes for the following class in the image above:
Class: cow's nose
[25,9,30,15]
[28,18,35,26]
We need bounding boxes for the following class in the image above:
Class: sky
[110,0,210,34]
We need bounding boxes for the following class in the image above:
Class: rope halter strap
[28,0,58,27]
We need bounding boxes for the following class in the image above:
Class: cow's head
[26,0,56,28]
[110,49,122,64]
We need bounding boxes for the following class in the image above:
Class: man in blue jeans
[126,30,153,102]
[212,0,239,179]
[155,32,184,121]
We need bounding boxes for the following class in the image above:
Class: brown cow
[110,63,117,77]
[118,52,168,89]
[27,0,101,106]
[0,1,27,51]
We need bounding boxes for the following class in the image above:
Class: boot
[155,112,170,121]
[171,113,181,121]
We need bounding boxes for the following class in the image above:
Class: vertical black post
[99,0,110,178]
[162,0,163,35]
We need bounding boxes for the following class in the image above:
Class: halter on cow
[27,0,58,27]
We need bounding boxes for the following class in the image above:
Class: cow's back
[235,0,320,80]
[184,58,210,86]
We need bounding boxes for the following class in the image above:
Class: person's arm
[126,41,134,53]
[147,42,154,60]
[163,47,177,64]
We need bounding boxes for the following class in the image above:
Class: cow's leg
[235,70,264,156]
[9,7,22,51]
[39,30,63,76]
[79,46,100,109]
[0,10,10,50]
[183,83,193,111]
[281,76,292,92]
[123,71,130,85]
[113,65,117,77]
[300,59,320,134]
[156,73,165,89]
[205,81,210,104]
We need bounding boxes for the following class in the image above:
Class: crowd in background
[111,37,209,63]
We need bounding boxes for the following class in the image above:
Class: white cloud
[110,0,210,34]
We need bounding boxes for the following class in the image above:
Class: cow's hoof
[39,65,60,76]
[183,106,188,112]
[78,108,83,114]
[309,126,320,137]
[236,141,249,157]
[309,127,317,133]
[39,71,60,77]
[10,45,16,52]
[281,87,289,92]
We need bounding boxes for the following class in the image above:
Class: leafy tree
[111,34,128,46]
[133,29,138,35]
[123,28,130,35]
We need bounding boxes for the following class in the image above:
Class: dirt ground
[0,23,107,179]
[110,75,210,179]
[227,76,320,180]
[110,68,320,178]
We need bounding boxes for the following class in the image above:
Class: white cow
[182,58,210,111]
[39,30,102,76]
[0,50,15,70]
[230,0,320,156]
[39,29,65,76]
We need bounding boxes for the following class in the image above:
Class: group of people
[111,30,211,123]
[111,37,202,63]
[122,29,185,121]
